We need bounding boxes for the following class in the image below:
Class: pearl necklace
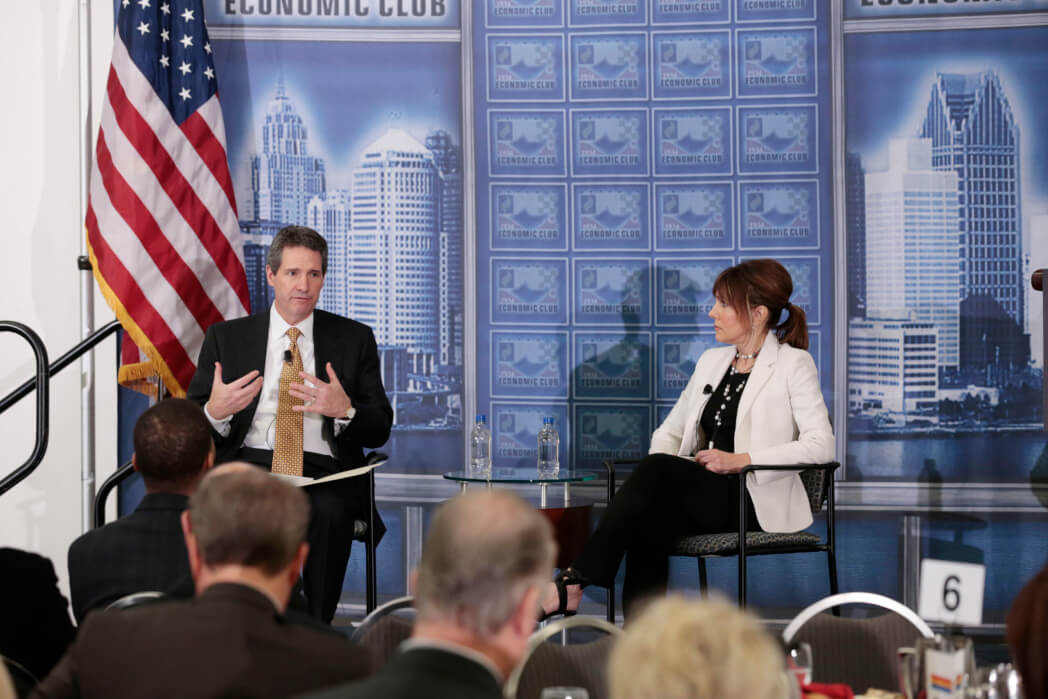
[735,350,759,360]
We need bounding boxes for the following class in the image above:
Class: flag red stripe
[106,69,249,313]
[180,111,251,311]
[94,130,226,332]
[181,110,238,217]
[86,205,197,390]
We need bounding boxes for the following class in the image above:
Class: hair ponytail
[775,303,808,350]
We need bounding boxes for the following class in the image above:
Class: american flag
[86,0,249,396]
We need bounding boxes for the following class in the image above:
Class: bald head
[414,491,555,636]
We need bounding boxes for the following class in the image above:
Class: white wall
[0,0,118,601]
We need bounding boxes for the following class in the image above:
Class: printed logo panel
[485,0,564,28]
[656,402,674,427]
[738,105,817,174]
[653,0,730,24]
[572,183,650,251]
[491,258,569,325]
[573,404,652,467]
[656,332,718,400]
[491,402,569,469]
[741,254,820,324]
[655,257,733,325]
[487,35,565,102]
[653,108,732,176]
[652,31,732,100]
[570,33,649,101]
[573,258,651,325]
[571,109,649,177]
[573,331,652,400]
[738,180,818,249]
[737,28,817,98]
[736,0,816,23]
[655,182,733,250]
[568,0,646,26]
[491,331,569,398]
[490,184,569,251]
[489,110,566,177]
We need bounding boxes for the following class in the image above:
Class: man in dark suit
[186,225,393,623]
[32,464,371,699]
[0,548,75,682]
[67,398,214,622]
[300,491,556,699]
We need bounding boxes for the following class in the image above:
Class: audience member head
[132,398,215,493]
[180,464,310,610]
[609,594,785,699]
[268,225,328,275]
[1007,563,1048,699]
[713,258,808,350]
[412,490,556,676]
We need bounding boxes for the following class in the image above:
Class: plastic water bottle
[469,415,492,479]
[536,416,560,478]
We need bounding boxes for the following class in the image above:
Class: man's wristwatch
[343,406,357,422]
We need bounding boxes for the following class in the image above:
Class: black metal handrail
[0,322,50,496]
[0,319,121,416]
[94,459,136,528]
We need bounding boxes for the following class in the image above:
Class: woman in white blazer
[540,259,834,620]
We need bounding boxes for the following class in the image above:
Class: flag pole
[78,0,96,534]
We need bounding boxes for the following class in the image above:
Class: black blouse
[697,365,750,453]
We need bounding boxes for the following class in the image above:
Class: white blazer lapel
[735,333,780,429]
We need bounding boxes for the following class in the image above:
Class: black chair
[604,460,840,609]
[505,615,623,699]
[349,595,415,671]
[104,590,167,611]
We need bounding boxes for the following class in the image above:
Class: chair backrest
[505,616,623,699]
[782,592,935,695]
[104,590,166,612]
[799,467,828,515]
[349,595,415,671]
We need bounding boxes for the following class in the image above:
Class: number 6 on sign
[918,559,986,626]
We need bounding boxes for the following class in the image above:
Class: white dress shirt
[205,305,349,459]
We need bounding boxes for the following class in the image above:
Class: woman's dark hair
[1007,564,1048,699]
[712,258,808,350]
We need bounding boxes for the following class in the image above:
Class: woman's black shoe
[537,568,588,623]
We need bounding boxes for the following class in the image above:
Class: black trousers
[234,448,383,623]
[571,452,761,616]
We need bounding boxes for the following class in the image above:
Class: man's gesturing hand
[290,362,353,418]
[205,362,264,421]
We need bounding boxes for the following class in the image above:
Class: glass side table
[443,468,599,507]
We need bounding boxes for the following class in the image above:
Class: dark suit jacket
[0,549,75,681]
[185,309,393,475]
[298,646,503,699]
[67,493,190,623]
[31,583,371,699]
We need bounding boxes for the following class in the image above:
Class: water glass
[540,688,589,699]
[788,641,814,686]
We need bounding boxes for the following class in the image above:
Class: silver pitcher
[964,663,1024,698]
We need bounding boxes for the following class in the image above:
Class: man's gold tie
[272,327,304,476]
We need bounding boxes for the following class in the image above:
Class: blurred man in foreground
[302,490,555,699]
[33,465,370,699]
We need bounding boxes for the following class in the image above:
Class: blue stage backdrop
[472,0,835,473]
[108,0,1047,621]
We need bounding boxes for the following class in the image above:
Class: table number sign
[918,559,985,627]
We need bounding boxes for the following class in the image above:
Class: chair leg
[738,553,747,609]
[827,547,840,617]
[366,470,377,613]
[698,558,709,598]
